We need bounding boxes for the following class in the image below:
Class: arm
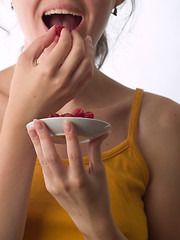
[0,91,8,129]
[138,94,180,240]
[27,120,127,240]
[0,27,93,239]
[0,27,58,239]
[0,113,36,240]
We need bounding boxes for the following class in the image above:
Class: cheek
[88,0,113,45]
[14,0,42,44]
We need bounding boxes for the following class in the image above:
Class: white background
[0,0,180,103]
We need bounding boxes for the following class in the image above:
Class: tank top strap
[128,88,144,142]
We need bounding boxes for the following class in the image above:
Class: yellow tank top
[23,89,149,240]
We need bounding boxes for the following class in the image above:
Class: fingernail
[64,120,72,133]
[48,25,56,32]
[85,35,92,44]
[45,26,56,37]
[34,120,43,131]
[28,129,37,138]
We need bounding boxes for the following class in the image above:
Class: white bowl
[26,117,111,144]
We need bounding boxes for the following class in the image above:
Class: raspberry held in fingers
[56,26,64,36]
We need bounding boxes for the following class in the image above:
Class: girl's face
[13,0,121,46]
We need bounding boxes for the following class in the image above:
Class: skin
[0,0,180,239]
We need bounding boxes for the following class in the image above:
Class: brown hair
[95,0,135,69]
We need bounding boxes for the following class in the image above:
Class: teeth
[44,9,81,16]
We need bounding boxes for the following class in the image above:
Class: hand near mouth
[7,26,94,125]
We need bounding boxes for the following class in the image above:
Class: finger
[44,28,72,70]
[64,121,86,176]
[27,127,52,178]
[88,133,109,170]
[24,26,56,65]
[33,120,65,176]
[58,30,85,78]
[70,35,94,86]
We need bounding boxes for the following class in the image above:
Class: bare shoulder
[138,91,180,161]
[137,92,180,240]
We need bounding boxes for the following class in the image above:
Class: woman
[0,0,179,239]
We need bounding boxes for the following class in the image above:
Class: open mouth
[42,9,83,33]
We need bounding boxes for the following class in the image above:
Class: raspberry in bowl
[26,108,110,144]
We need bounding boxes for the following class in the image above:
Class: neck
[58,67,107,113]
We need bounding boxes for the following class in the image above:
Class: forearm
[83,217,128,240]
[0,111,36,240]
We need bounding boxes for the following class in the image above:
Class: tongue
[48,14,80,31]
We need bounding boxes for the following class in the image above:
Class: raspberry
[73,108,84,117]
[56,26,64,36]
[83,112,94,119]
[48,109,94,119]
[48,113,60,118]
[59,113,74,117]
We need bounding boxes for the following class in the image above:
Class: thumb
[88,133,109,169]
